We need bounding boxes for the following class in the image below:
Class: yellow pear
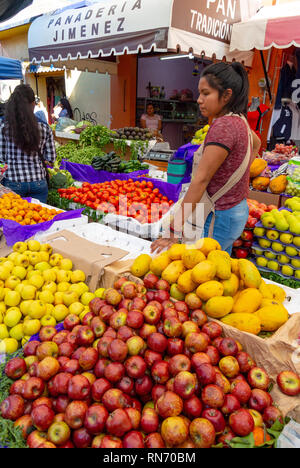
[9,323,24,341]
[56,270,71,283]
[52,304,69,321]
[57,282,71,293]
[42,269,57,283]
[69,302,85,316]
[40,243,53,255]
[0,323,9,339]
[28,274,44,290]
[12,266,27,280]
[15,283,24,295]
[0,338,18,354]
[4,290,21,307]
[4,307,22,327]
[20,300,34,316]
[27,240,41,252]
[81,292,95,306]
[59,258,73,271]
[2,260,14,272]
[0,289,5,301]
[42,281,57,295]
[28,252,41,266]
[28,300,46,319]
[94,288,105,299]
[69,282,89,297]
[49,253,63,267]
[54,292,64,305]
[70,270,86,283]
[38,252,49,263]
[45,303,55,316]
[40,314,56,327]
[23,319,41,336]
[13,254,29,268]
[21,285,37,301]
[0,266,11,280]
[35,261,51,272]
[0,302,6,314]
[13,242,28,253]
[63,291,79,307]
[39,290,54,304]
[7,252,19,263]
[5,275,21,290]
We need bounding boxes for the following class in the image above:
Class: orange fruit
[252,427,271,447]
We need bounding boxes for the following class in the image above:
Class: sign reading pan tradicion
[28,0,257,66]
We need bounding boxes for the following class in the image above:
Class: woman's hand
[151,234,179,254]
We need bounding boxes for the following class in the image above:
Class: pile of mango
[130,238,289,336]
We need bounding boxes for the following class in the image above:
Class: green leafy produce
[79,125,115,149]
[56,142,78,164]
[260,271,300,289]
[49,172,68,189]
[0,418,28,448]
[76,120,92,128]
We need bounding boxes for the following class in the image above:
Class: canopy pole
[260,50,272,103]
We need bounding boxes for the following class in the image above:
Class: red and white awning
[230,1,300,51]
[28,0,257,70]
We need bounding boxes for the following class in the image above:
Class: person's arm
[44,125,57,167]
[251,130,261,163]
[151,145,228,253]
[140,116,147,129]
[157,116,162,132]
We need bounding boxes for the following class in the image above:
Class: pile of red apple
[1,276,298,449]
[233,199,277,259]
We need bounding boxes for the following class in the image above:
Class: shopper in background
[52,97,73,121]
[152,62,261,255]
[34,96,48,124]
[141,103,162,136]
[0,84,56,203]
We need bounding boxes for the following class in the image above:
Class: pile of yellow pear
[0,240,105,354]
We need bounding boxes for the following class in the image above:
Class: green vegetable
[0,418,28,448]
[49,173,68,189]
[79,126,115,149]
[260,271,300,289]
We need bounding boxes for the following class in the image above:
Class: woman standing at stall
[141,103,162,136]
[151,62,261,255]
[0,84,56,203]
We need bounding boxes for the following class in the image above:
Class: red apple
[139,323,156,340]
[99,305,116,322]
[104,362,125,383]
[248,367,270,391]
[151,384,166,402]
[100,435,123,448]
[276,371,300,396]
[52,331,69,345]
[23,340,40,357]
[155,391,183,418]
[217,426,236,448]
[125,356,146,379]
[145,432,165,448]
[89,298,106,315]
[82,312,94,327]
[143,304,161,325]
[135,375,153,396]
[76,326,95,346]
[39,326,57,342]
[189,418,216,448]
[151,361,170,384]
[22,377,45,400]
[61,359,80,375]
[229,408,254,437]
[31,404,55,431]
[191,352,211,370]
[202,322,223,340]
[90,317,106,338]
[219,356,240,379]
[108,339,128,362]
[52,372,72,395]
[144,349,163,368]
[248,389,272,412]
[92,378,112,402]
[183,395,203,419]
[97,336,114,358]
[9,379,25,396]
[102,389,126,412]
[117,325,134,342]
[221,394,241,415]
[263,406,284,428]
[191,309,208,327]
[58,342,74,358]
[47,421,71,446]
[27,430,48,448]
[147,332,168,353]
[123,430,145,448]
[84,403,109,434]
[144,273,159,289]
[0,394,25,421]
[230,380,252,405]
[201,384,225,408]
[154,290,170,303]
[140,408,159,433]
[124,407,141,430]
[236,352,256,373]
[163,317,182,338]
[174,371,196,399]
[14,414,34,440]
[72,427,92,448]
[126,310,144,329]
[105,408,132,437]
[109,310,128,330]
[196,363,216,387]
[52,395,69,413]
[94,358,110,378]
[64,400,88,429]
[63,314,80,331]
[205,346,220,366]
[219,338,239,357]
[67,375,91,400]
[166,338,184,357]
[202,408,226,434]
[185,332,209,353]
[5,357,27,380]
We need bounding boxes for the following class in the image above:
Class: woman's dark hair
[5,84,40,154]
[201,62,249,116]
[60,97,73,119]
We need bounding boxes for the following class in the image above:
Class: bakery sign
[171,0,242,45]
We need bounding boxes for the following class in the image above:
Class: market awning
[0,56,23,79]
[28,0,257,68]
[230,1,300,51]
[0,0,33,23]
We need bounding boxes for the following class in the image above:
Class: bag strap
[37,149,50,187]
[210,114,253,203]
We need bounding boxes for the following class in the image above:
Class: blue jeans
[204,199,249,255]
[2,179,48,204]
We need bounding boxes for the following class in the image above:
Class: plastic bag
[56,117,78,132]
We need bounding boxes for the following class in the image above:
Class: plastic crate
[69,223,152,260]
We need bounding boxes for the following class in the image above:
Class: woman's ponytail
[202,61,249,116]
[5,84,40,154]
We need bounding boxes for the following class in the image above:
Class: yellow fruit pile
[132,238,289,336]
[0,240,105,354]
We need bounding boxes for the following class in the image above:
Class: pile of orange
[0,193,63,225]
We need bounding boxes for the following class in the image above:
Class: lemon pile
[0,240,105,354]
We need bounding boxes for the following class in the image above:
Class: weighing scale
[142,142,175,162]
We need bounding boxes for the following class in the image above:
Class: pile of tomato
[58,180,174,224]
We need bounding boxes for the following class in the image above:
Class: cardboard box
[40,230,130,292]
[248,189,281,207]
